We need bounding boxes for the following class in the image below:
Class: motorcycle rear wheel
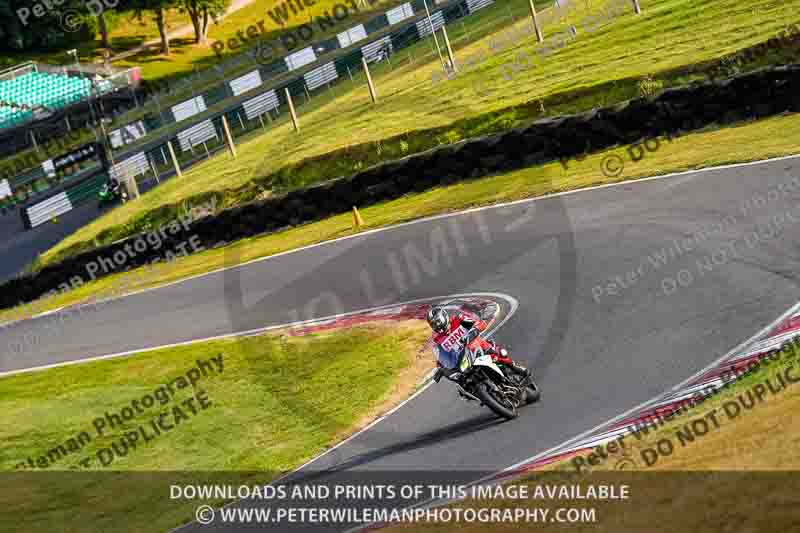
[476,382,518,420]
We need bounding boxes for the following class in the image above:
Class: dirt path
[105,0,258,63]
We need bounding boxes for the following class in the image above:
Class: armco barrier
[1,65,799,310]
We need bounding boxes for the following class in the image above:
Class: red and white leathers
[431,310,514,370]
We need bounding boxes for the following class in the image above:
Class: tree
[97,12,110,48]
[84,0,132,50]
[132,0,177,55]
[181,0,228,45]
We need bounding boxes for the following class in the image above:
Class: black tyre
[506,364,539,405]
[475,381,518,420]
[525,383,541,404]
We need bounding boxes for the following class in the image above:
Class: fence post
[221,115,238,158]
[528,0,544,42]
[166,140,182,178]
[123,170,140,200]
[423,0,445,68]
[148,153,160,184]
[154,93,166,124]
[285,88,300,132]
[29,130,40,155]
[441,26,457,73]
[362,56,378,104]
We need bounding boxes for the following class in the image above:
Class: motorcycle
[98,181,128,208]
[434,327,540,420]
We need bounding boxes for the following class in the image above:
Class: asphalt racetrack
[4,156,800,530]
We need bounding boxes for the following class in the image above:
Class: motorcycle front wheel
[475,381,518,420]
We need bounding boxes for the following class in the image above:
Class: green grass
[0,321,429,532]
[0,0,419,188]
[35,0,800,267]
[0,0,543,206]
[109,0,549,132]
[4,109,800,325]
[1,0,383,78]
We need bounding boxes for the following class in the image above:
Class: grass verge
[4,108,800,324]
[0,320,431,532]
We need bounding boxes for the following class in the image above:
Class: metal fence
[107,0,529,191]
[4,0,559,218]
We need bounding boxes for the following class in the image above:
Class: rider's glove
[433,368,444,383]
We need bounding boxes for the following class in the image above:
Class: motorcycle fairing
[472,353,506,380]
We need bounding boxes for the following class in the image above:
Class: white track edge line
[169,293,519,532]
[0,292,516,377]
[348,299,800,529]
[7,153,799,327]
[500,300,800,470]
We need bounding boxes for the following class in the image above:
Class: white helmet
[426,307,449,334]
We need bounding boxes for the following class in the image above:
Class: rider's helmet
[426,306,450,334]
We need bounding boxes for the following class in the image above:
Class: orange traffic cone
[352,206,365,229]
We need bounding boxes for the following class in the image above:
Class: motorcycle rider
[427,306,531,383]
[108,177,122,196]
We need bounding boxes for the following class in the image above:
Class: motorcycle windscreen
[434,324,471,369]
[434,344,464,370]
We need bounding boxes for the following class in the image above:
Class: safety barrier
[2,64,799,309]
